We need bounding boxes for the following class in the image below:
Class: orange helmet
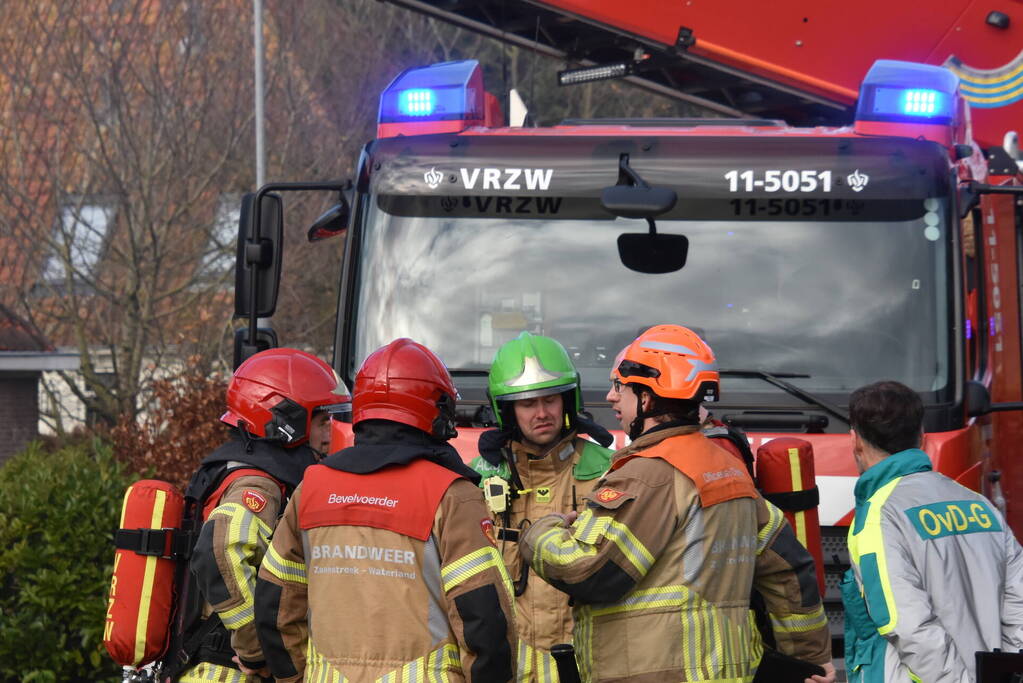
[222,348,351,447]
[613,325,719,403]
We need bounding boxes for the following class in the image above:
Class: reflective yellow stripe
[263,542,307,585]
[848,478,901,635]
[373,643,460,682]
[769,604,827,633]
[787,448,808,547]
[133,488,165,665]
[591,584,690,617]
[440,545,504,592]
[515,642,559,682]
[208,503,271,629]
[178,661,249,682]
[119,485,133,527]
[516,640,533,682]
[535,512,653,578]
[305,640,347,682]
[757,502,785,554]
[580,585,758,682]
[574,604,593,683]
[534,525,598,579]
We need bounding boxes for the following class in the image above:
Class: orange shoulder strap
[625,433,758,507]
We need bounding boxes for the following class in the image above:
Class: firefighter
[254,338,517,682]
[842,380,1023,683]
[470,331,614,681]
[519,325,834,683]
[178,347,351,682]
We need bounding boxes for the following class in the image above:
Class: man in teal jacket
[842,380,1023,683]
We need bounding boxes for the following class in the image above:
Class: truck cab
[234,57,1023,654]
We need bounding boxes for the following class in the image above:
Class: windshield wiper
[719,369,850,426]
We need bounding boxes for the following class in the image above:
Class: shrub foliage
[111,372,229,488]
[0,438,137,682]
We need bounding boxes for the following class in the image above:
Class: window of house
[42,199,115,283]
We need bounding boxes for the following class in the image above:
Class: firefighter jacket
[182,434,317,683]
[470,431,613,681]
[254,421,518,683]
[843,448,1023,683]
[520,424,831,683]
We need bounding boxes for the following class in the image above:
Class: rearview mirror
[234,192,283,318]
[618,232,689,274]
[307,201,350,242]
[601,185,677,218]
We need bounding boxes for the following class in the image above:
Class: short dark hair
[848,381,923,454]
[630,384,701,424]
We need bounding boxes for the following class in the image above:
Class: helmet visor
[318,402,353,415]
[494,383,576,403]
[617,360,661,380]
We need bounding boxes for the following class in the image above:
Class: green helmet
[488,331,581,429]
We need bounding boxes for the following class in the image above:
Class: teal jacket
[843,449,1023,683]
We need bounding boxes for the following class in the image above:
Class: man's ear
[640,388,655,412]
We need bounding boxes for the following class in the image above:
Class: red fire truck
[231,2,1023,654]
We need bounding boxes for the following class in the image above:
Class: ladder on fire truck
[382,0,1023,149]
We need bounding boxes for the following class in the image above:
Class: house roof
[0,303,78,371]
[0,303,51,352]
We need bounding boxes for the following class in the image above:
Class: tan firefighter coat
[184,469,285,683]
[254,456,518,683]
[471,432,613,681]
[520,425,831,683]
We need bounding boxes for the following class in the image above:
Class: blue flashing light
[399,89,435,117]
[856,60,959,125]
[379,60,484,126]
[902,89,940,115]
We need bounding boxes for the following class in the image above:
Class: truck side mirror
[234,192,283,319]
[307,200,350,242]
[965,379,992,417]
[232,327,279,369]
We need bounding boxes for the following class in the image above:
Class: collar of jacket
[199,430,317,490]
[853,448,932,506]
[611,423,701,464]
[321,419,481,484]
[512,430,577,460]
[513,431,610,481]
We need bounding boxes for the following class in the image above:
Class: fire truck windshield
[348,195,953,412]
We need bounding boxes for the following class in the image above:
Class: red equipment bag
[104,479,185,668]
[755,437,826,594]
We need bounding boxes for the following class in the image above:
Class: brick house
[0,304,78,464]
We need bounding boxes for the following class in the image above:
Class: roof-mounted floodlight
[854,60,962,146]
[378,60,486,138]
[558,62,634,86]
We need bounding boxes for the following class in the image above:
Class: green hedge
[0,438,138,682]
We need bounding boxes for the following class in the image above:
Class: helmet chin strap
[627,387,677,440]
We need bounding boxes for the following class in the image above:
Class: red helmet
[613,325,719,402]
[353,338,458,440]
[221,347,351,447]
